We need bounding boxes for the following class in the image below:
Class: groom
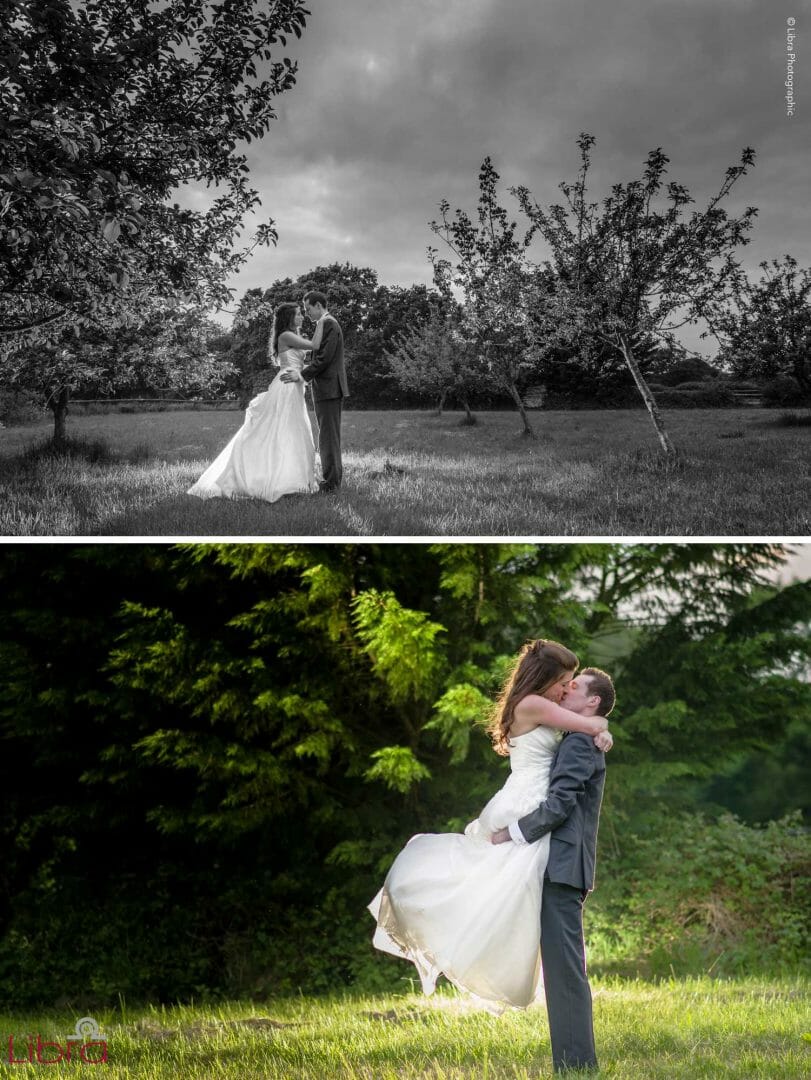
[491,667,615,1074]
[280,290,348,492]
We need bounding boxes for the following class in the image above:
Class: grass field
[1,408,808,536]
[1,979,808,1078]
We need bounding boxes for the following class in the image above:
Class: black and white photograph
[1,0,808,536]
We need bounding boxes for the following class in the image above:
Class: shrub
[654,385,737,408]
[675,380,723,391]
[652,356,721,386]
[548,384,647,409]
[724,379,762,393]
[761,375,811,408]
[588,811,811,977]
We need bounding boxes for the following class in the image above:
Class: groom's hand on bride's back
[280,370,301,382]
[490,828,512,845]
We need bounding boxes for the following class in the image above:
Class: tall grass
[1,409,808,536]
[1,978,808,1078]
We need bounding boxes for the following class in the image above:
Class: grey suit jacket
[301,317,348,402]
[516,733,606,892]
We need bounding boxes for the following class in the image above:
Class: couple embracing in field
[369,639,616,1075]
[187,291,348,502]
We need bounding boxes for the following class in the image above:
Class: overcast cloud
[201,0,809,354]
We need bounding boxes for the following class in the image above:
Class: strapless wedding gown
[368,725,562,1009]
[187,348,319,502]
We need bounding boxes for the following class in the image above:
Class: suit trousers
[540,879,598,1072]
[314,396,343,489]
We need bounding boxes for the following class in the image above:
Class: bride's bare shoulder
[513,694,547,719]
[279,330,311,350]
[510,695,547,737]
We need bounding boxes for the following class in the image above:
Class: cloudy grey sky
[204,0,809,354]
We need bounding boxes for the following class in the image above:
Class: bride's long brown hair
[488,639,579,756]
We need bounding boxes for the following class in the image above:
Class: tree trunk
[435,389,447,416]
[619,339,675,456]
[460,396,476,425]
[506,380,534,437]
[51,385,69,443]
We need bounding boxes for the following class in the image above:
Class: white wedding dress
[187,348,319,502]
[368,725,562,1009]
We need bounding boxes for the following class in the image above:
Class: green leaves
[351,589,447,706]
[427,684,492,764]
[364,746,432,794]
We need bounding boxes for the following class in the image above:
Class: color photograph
[1,541,809,1076]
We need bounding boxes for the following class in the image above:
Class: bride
[187,302,322,503]
[368,639,612,1010]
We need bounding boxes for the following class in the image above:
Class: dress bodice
[503,725,563,797]
[278,347,307,372]
[508,725,563,775]
[466,725,562,845]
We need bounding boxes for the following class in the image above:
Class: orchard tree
[385,308,484,421]
[4,303,234,440]
[429,159,543,436]
[0,0,309,347]
[354,283,448,406]
[512,134,758,455]
[706,256,811,396]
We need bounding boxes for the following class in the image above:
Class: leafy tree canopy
[0,0,309,346]
[431,138,758,451]
[708,256,811,396]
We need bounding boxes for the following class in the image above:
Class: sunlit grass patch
[0,977,808,1078]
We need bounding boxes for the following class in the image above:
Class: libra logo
[6,1015,108,1065]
